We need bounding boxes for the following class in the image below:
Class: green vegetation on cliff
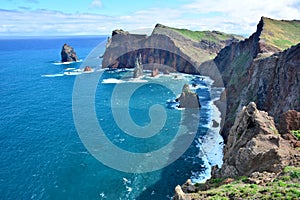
[261,17,300,50]
[291,130,300,141]
[151,23,244,70]
[170,27,243,43]
[191,166,300,199]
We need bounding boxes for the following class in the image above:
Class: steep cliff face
[212,102,296,178]
[245,44,300,121]
[101,24,242,75]
[215,17,300,142]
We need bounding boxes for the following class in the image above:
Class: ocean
[0,36,223,199]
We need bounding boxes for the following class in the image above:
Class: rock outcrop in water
[61,43,78,62]
[176,84,201,108]
[133,54,143,78]
[83,66,93,72]
[212,102,296,178]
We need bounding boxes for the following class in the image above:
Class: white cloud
[0,9,111,36]
[89,0,102,9]
[0,0,300,36]
[181,0,300,34]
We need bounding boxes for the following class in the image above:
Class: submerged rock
[212,102,297,178]
[176,84,201,108]
[61,43,78,62]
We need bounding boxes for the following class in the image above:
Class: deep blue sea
[0,36,223,199]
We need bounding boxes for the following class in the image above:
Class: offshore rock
[61,43,78,62]
[151,67,159,77]
[133,54,143,78]
[83,66,93,72]
[176,84,201,108]
[212,102,296,178]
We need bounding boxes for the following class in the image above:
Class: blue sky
[1,0,300,36]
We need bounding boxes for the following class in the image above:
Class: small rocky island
[176,84,201,108]
[61,43,78,62]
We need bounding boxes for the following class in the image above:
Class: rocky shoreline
[173,17,300,199]
[100,16,300,199]
[173,102,300,200]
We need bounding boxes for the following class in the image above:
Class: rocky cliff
[214,17,300,142]
[173,103,300,200]
[101,24,242,75]
[100,17,300,199]
[212,102,297,178]
[167,16,300,199]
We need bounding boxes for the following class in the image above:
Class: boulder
[61,43,78,62]
[181,179,197,193]
[176,84,201,108]
[278,110,300,147]
[173,185,191,200]
[212,102,296,178]
[278,110,300,134]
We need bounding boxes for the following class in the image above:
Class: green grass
[284,166,300,179]
[170,27,243,43]
[192,166,300,199]
[291,130,300,141]
[261,17,300,50]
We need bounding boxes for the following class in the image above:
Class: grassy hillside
[190,166,300,199]
[152,24,244,68]
[170,27,244,43]
[261,17,300,50]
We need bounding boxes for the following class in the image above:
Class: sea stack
[176,84,201,108]
[151,67,159,77]
[61,43,78,62]
[133,53,143,78]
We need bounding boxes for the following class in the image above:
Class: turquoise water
[0,37,223,199]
